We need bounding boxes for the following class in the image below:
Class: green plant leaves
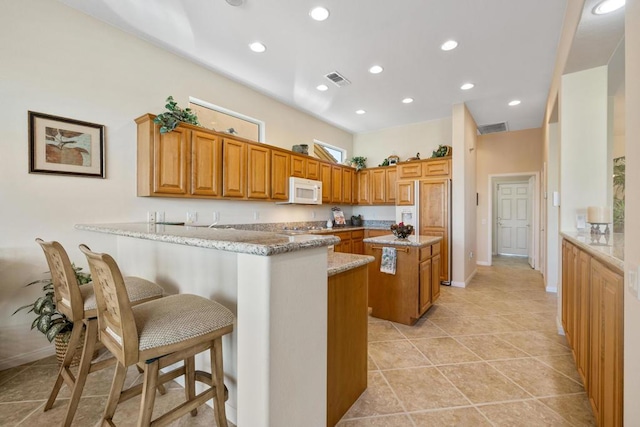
[46,322,69,343]
[154,96,200,134]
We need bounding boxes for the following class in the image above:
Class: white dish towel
[380,246,397,275]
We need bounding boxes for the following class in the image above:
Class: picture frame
[28,111,105,178]
[332,210,346,226]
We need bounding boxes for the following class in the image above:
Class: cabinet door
[343,168,354,204]
[419,179,450,282]
[565,245,577,348]
[331,166,343,203]
[191,130,221,196]
[397,162,422,180]
[271,150,290,200]
[576,250,591,387]
[431,253,441,301]
[561,241,569,334]
[154,126,190,195]
[423,159,450,177]
[333,231,349,253]
[357,170,371,205]
[419,259,432,315]
[371,169,386,204]
[320,163,332,203]
[307,159,320,180]
[385,168,397,204]
[247,144,271,199]
[396,181,414,206]
[222,138,247,198]
[291,154,306,178]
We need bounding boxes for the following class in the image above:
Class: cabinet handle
[370,245,410,253]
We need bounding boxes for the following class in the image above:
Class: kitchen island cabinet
[364,234,442,325]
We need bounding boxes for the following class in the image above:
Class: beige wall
[475,129,543,265]
[0,0,353,368]
[625,1,640,424]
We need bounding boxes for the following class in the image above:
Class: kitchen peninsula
[75,223,372,427]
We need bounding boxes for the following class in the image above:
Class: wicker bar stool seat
[35,239,164,427]
[80,244,235,427]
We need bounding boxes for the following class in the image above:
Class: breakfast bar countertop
[363,234,442,248]
[75,222,339,256]
[327,251,374,277]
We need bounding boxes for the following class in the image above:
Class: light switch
[628,263,639,300]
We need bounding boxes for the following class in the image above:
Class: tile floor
[0,256,594,426]
[337,256,596,426]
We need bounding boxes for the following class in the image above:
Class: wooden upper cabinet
[423,159,450,177]
[291,154,306,178]
[386,168,397,204]
[320,162,332,203]
[396,181,415,206]
[398,157,452,180]
[247,144,271,199]
[397,162,422,180]
[357,170,371,205]
[370,168,386,204]
[306,158,320,180]
[342,168,354,204]
[271,150,290,200]
[331,165,343,203]
[191,130,221,197]
[153,126,190,195]
[222,138,247,198]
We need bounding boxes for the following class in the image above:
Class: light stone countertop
[75,223,339,256]
[327,252,374,277]
[560,231,624,273]
[363,234,442,248]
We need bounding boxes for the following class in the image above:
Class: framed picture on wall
[28,111,105,178]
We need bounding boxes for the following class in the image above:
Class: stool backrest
[79,244,139,366]
[35,239,85,322]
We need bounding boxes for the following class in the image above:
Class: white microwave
[276,177,322,205]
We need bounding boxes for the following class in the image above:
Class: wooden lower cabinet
[332,230,365,254]
[327,265,368,426]
[562,240,623,427]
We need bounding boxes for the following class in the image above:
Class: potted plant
[154,96,200,134]
[349,156,367,171]
[13,264,91,365]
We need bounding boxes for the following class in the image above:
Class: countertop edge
[327,253,375,277]
[560,232,624,273]
[362,235,442,248]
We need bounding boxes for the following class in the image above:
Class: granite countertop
[560,231,624,273]
[327,252,375,277]
[311,226,365,234]
[75,223,339,256]
[363,234,442,248]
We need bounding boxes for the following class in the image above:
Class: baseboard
[466,268,477,283]
[0,345,55,371]
[450,281,466,288]
[476,261,491,266]
[556,317,565,336]
[545,286,558,293]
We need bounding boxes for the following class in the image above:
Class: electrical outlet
[156,211,165,223]
[147,211,156,224]
[213,211,220,223]
[186,211,197,224]
[311,211,316,219]
[254,211,260,221]
[469,251,474,259]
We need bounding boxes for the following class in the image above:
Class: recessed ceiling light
[355,109,366,115]
[249,42,266,53]
[402,98,414,104]
[316,84,328,91]
[226,0,244,6]
[369,65,384,74]
[460,83,474,90]
[593,0,625,15]
[310,7,330,21]
[508,100,521,106]
[441,40,458,51]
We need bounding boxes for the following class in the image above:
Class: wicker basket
[54,331,85,367]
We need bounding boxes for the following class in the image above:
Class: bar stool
[79,244,235,427]
[35,239,165,427]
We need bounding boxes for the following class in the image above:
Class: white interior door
[497,182,530,256]
[527,176,535,268]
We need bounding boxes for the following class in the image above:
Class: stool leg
[44,320,84,411]
[136,364,167,395]
[102,362,128,426]
[211,338,228,427]
[138,360,159,427]
[185,356,197,416]
[61,319,98,427]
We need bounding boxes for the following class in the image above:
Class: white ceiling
[59,0,569,134]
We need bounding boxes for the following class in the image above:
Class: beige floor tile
[391,318,449,339]
[438,302,493,317]
[490,358,584,397]
[423,304,459,319]
[337,414,413,426]
[0,365,70,402]
[368,322,404,342]
[29,354,58,366]
[0,365,31,387]
[0,401,43,426]
[477,399,573,426]
[411,337,480,365]
[410,407,492,426]
[538,393,597,426]
[18,396,107,426]
[500,312,560,332]
[438,362,530,404]
[368,354,379,371]
[455,335,528,360]
[535,354,584,384]
[497,331,572,356]
[342,372,404,418]
[368,341,431,370]
[383,367,469,411]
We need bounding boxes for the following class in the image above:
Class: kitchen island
[364,234,442,325]
[75,223,350,427]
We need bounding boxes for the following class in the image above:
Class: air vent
[324,71,351,87]
[477,122,508,135]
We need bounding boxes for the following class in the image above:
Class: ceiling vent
[324,71,351,87]
[477,122,508,135]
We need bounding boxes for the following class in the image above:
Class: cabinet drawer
[398,162,422,179]
[351,230,364,239]
[420,246,432,261]
[423,160,450,176]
